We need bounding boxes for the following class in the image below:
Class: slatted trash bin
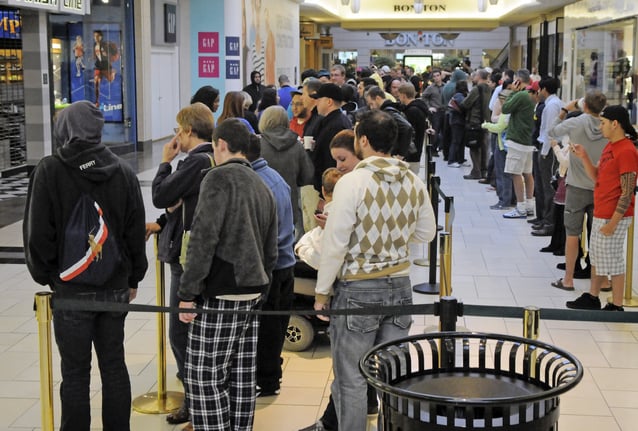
[360,332,583,431]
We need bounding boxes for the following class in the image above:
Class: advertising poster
[69,23,123,122]
[242,0,297,86]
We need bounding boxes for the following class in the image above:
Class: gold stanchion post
[622,216,638,307]
[523,306,540,378]
[132,235,183,413]
[439,233,452,297]
[34,292,54,431]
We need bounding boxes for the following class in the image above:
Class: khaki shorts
[504,143,534,175]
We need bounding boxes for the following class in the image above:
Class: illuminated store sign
[384,32,455,47]
[7,0,88,15]
[392,4,446,12]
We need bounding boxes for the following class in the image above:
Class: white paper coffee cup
[303,136,314,150]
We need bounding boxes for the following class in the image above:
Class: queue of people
[21,60,638,431]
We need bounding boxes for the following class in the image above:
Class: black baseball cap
[310,83,345,102]
[600,105,633,134]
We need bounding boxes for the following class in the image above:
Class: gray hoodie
[548,113,607,190]
[259,126,314,229]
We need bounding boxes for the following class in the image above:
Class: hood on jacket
[55,101,120,182]
[357,156,409,184]
[582,114,604,142]
[407,98,428,114]
[261,127,301,152]
[450,69,468,83]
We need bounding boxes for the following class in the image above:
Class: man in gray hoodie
[548,90,607,291]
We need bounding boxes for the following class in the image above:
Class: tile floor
[0,145,637,431]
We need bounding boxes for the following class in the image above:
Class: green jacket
[501,90,535,146]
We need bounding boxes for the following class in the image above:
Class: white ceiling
[300,0,580,31]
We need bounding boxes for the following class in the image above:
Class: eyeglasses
[292,102,304,107]
[173,127,181,134]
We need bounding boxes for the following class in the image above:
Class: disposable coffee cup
[577,98,585,110]
[303,136,314,150]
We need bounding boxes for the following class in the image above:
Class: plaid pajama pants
[185,296,260,431]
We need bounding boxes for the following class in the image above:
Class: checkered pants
[590,216,632,276]
[185,296,260,431]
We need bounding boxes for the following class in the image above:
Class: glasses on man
[292,102,304,107]
[173,127,181,134]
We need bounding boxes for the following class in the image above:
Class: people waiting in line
[177,118,278,430]
[245,134,297,399]
[24,101,148,431]
[313,109,436,430]
[259,105,315,240]
[548,90,608,290]
[147,102,217,429]
[567,105,638,311]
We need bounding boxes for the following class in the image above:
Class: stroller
[284,261,330,352]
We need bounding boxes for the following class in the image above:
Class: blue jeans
[329,276,413,431]
[494,144,513,206]
[52,286,131,431]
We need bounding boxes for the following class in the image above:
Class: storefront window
[0,7,25,169]
[575,18,636,112]
[49,0,137,149]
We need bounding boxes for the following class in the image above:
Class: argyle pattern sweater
[315,156,436,303]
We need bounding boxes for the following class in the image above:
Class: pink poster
[198,32,219,53]
[198,56,219,78]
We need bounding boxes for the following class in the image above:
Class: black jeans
[52,286,131,431]
[168,263,188,380]
[256,266,295,390]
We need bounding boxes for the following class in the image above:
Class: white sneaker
[448,162,461,168]
[503,208,527,219]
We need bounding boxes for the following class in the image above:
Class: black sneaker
[566,293,601,310]
[602,303,624,311]
[256,384,280,397]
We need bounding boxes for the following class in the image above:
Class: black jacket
[311,108,352,191]
[24,143,148,290]
[151,143,214,263]
[242,83,266,112]
[403,99,428,161]
[381,100,415,160]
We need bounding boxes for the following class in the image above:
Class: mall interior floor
[0,142,637,430]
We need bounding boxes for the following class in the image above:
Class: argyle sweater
[315,156,436,303]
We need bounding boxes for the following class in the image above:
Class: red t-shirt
[289,117,306,138]
[594,137,638,218]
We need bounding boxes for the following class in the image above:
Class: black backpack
[57,160,122,286]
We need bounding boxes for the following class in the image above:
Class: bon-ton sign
[392,3,446,12]
[384,32,455,47]
[7,0,89,15]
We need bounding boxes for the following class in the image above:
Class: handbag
[180,153,215,268]
[463,86,485,149]
[464,125,485,148]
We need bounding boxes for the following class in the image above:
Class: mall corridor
[0,144,637,431]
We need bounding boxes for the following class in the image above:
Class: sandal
[551,278,575,291]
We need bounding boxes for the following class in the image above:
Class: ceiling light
[341,0,350,5]
[351,0,361,13]
[414,0,424,14]
[489,0,498,4]
[379,32,400,41]
[478,0,487,12]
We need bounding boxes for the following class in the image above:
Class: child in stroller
[285,168,343,351]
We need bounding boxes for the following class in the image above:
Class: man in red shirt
[289,90,307,137]
[567,105,638,311]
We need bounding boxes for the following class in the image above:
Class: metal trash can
[360,332,582,430]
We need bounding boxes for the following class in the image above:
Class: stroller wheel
[284,315,315,352]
